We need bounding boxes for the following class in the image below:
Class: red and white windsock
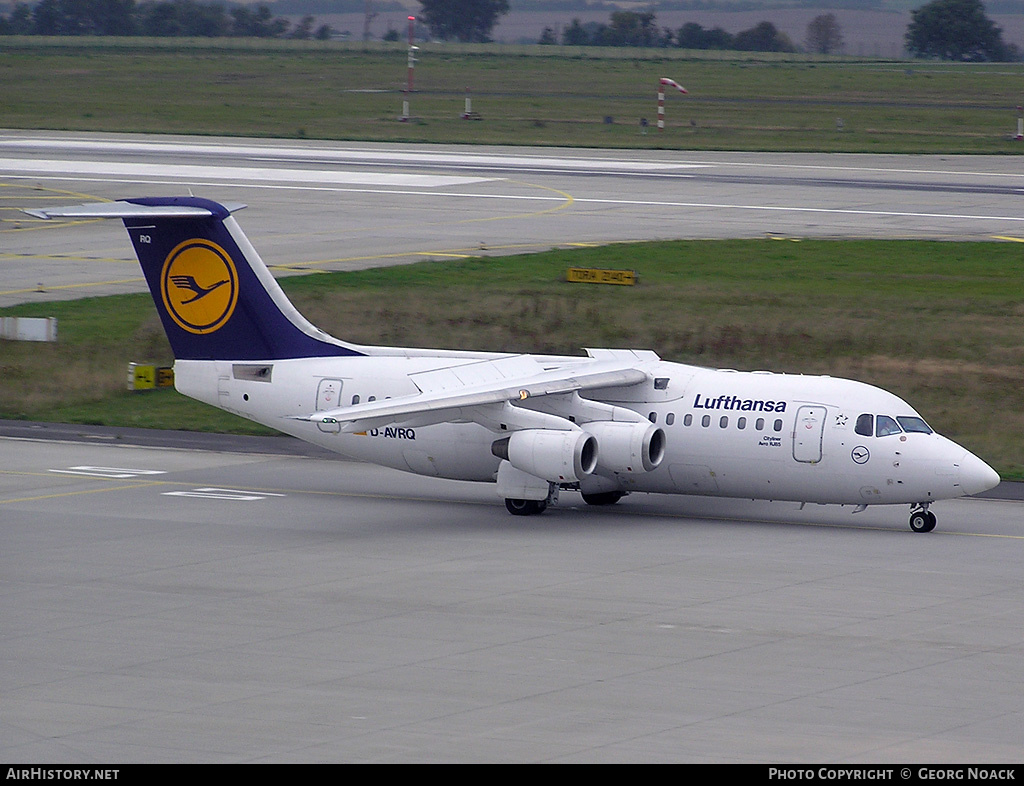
[658,77,688,131]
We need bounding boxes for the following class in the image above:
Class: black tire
[505,498,548,516]
[909,510,936,533]
[581,491,625,506]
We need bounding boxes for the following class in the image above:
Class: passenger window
[649,412,657,423]
[773,419,783,432]
[855,414,874,437]
[351,394,360,405]
[701,415,711,428]
[756,417,765,431]
[737,417,746,430]
[683,414,692,427]
[876,415,902,437]
[720,416,728,429]
[666,413,675,426]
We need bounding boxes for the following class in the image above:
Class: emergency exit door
[315,378,344,433]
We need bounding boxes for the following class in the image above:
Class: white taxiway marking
[0,138,708,172]
[0,157,494,188]
[49,466,167,479]
[163,487,287,501]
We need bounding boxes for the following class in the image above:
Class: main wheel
[909,510,936,533]
[581,491,625,506]
[505,498,548,516]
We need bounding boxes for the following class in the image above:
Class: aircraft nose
[959,451,1001,496]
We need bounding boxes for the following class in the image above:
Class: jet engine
[584,420,666,473]
[492,429,598,482]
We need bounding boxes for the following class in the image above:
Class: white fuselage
[173,351,995,508]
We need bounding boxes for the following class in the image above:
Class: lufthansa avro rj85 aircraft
[28,197,1000,532]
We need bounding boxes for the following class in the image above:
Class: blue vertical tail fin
[27,197,363,361]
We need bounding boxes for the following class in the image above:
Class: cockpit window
[875,415,902,437]
[897,416,933,434]
[855,414,874,437]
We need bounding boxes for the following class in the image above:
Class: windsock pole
[658,77,688,132]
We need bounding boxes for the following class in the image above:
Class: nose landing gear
[909,504,936,533]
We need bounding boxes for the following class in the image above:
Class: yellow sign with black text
[566,267,637,286]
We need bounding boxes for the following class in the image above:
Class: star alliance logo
[161,239,238,334]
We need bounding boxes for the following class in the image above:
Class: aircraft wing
[296,356,651,433]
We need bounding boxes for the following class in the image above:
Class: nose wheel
[909,505,937,533]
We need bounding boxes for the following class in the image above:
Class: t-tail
[27,197,363,361]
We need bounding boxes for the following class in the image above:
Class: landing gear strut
[909,504,936,533]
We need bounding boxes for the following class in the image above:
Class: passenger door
[793,405,826,463]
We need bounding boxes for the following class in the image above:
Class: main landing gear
[909,504,937,533]
[505,488,626,515]
[504,498,548,516]
[581,490,625,506]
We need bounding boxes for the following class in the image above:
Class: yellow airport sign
[566,267,637,286]
[128,363,175,391]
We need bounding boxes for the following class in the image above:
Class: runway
[3,132,1024,762]
[4,130,1024,306]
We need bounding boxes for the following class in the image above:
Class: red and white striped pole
[657,77,687,132]
[401,16,417,121]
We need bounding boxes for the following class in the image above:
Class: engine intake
[492,429,598,482]
[584,420,666,473]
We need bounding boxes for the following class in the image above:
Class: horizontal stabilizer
[24,200,247,220]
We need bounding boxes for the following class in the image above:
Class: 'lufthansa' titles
[693,393,787,412]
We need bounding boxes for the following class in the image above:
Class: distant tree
[733,21,796,53]
[595,10,664,47]
[561,17,589,46]
[0,0,314,38]
[289,14,315,39]
[676,21,732,50]
[538,25,557,45]
[230,4,288,37]
[137,0,229,36]
[905,0,1011,60]
[805,12,843,55]
[31,0,137,35]
[417,0,509,43]
[0,2,33,33]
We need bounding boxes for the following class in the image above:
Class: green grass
[2,238,1023,478]
[2,39,1024,152]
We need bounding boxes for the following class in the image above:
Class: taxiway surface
[3,432,1024,763]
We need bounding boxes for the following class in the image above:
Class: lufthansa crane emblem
[161,239,239,334]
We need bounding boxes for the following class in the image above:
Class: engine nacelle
[584,420,666,473]
[492,429,598,483]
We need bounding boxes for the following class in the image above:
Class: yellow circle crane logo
[160,239,238,334]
